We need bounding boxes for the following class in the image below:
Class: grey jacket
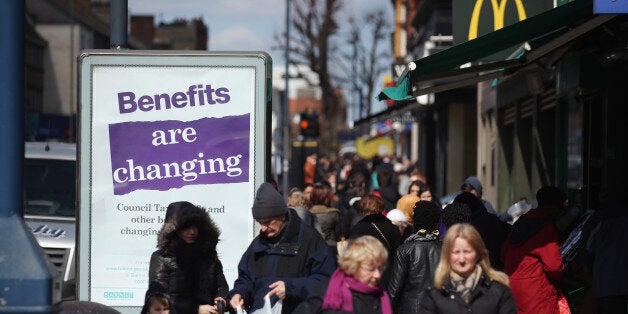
[310,205,342,246]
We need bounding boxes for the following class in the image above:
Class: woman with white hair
[386,208,409,237]
[294,235,392,314]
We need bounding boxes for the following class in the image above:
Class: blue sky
[128,0,393,64]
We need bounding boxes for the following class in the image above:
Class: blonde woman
[295,235,393,313]
[419,223,516,313]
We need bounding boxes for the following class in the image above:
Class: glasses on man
[256,218,274,227]
[256,216,285,227]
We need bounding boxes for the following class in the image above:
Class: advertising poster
[78,51,270,311]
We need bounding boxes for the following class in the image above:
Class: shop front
[374,0,628,310]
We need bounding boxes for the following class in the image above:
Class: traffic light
[383,74,395,106]
[299,112,320,138]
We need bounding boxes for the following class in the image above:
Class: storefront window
[566,101,583,189]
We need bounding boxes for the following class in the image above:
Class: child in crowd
[142,293,171,314]
[142,282,173,314]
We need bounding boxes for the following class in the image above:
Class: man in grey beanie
[229,183,336,313]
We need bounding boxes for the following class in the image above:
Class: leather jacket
[387,232,442,313]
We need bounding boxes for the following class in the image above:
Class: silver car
[23,141,76,299]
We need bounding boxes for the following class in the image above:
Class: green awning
[377,0,599,102]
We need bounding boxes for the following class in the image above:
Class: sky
[128,0,393,65]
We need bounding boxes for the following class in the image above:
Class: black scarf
[174,237,204,293]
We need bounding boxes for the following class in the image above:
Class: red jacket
[303,160,316,184]
[501,209,565,314]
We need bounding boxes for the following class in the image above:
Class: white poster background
[80,54,266,309]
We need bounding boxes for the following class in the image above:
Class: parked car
[23,141,76,299]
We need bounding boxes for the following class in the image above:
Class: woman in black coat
[149,201,228,314]
[419,223,516,314]
[350,195,401,287]
[387,201,442,313]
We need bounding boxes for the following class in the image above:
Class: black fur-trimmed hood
[156,203,221,256]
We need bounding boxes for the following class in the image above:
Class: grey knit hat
[252,182,288,219]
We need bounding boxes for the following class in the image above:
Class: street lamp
[0,1,61,311]
[282,0,291,197]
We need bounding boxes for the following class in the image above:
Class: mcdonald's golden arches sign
[453,0,554,59]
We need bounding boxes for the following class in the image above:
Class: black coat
[293,278,386,314]
[470,212,510,270]
[339,196,364,239]
[419,273,517,314]
[228,208,337,314]
[387,233,442,313]
[148,205,228,314]
[350,214,402,286]
[149,252,228,313]
[376,185,401,212]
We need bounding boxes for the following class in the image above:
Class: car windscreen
[24,158,76,217]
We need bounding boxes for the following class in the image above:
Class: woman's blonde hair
[286,191,311,209]
[338,235,388,277]
[433,223,509,289]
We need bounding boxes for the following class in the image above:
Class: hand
[198,304,217,314]
[268,280,286,299]
[230,294,244,310]
[215,297,227,311]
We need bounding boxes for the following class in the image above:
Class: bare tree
[286,0,343,154]
[276,0,391,153]
[339,10,391,120]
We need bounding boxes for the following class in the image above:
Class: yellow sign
[468,0,527,40]
[355,136,395,159]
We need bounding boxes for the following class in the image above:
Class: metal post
[110,0,128,49]
[0,1,23,203]
[0,0,61,311]
[282,0,291,196]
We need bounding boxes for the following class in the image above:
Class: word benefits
[118,84,230,114]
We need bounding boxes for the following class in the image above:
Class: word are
[118,84,230,114]
[152,127,196,146]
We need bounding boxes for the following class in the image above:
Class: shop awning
[373,0,616,113]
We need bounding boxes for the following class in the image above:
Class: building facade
[24,0,146,140]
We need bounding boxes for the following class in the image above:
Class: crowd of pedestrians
[137,153,625,314]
